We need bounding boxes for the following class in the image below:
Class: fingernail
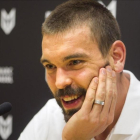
[106,67,111,72]
[101,68,106,75]
[94,77,98,83]
[112,71,116,77]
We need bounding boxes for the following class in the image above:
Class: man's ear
[109,40,126,73]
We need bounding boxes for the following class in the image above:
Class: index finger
[81,77,98,114]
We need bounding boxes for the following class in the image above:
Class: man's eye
[69,60,82,65]
[45,64,56,70]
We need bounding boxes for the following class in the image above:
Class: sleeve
[18,99,55,140]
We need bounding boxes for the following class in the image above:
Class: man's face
[41,26,108,122]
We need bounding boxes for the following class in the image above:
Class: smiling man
[41,25,110,123]
[18,0,140,140]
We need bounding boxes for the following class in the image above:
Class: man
[18,0,140,140]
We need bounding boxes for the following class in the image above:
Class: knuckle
[91,117,100,124]
[90,85,97,91]
[81,115,90,122]
[100,116,108,125]
[77,113,90,122]
[98,91,105,99]
[100,77,106,82]
[107,116,114,125]
[107,75,112,80]
[86,94,94,102]
[107,89,113,98]
[113,91,117,99]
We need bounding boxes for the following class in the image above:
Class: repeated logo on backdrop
[0,115,13,140]
[98,0,117,18]
[0,8,16,35]
[0,8,14,140]
[0,67,14,84]
[0,8,15,85]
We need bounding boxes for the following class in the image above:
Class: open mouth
[61,94,83,109]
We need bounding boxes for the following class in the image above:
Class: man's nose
[55,68,72,89]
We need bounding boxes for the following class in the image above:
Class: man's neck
[95,72,130,140]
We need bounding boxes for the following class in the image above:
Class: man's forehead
[41,25,101,64]
[42,25,94,47]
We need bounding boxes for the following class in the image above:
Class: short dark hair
[42,0,121,57]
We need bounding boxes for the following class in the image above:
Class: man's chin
[55,96,82,122]
[64,114,72,122]
[63,108,80,122]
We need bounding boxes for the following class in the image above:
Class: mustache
[54,85,86,98]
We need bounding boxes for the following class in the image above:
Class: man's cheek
[46,74,56,91]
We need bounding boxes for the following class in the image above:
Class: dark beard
[54,85,86,122]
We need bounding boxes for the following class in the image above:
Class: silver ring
[94,100,105,105]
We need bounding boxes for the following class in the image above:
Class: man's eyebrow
[63,53,89,62]
[40,53,89,64]
[40,58,50,64]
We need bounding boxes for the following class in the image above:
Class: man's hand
[62,66,117,140]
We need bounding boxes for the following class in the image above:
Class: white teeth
[63,95,80,101]
[74,95,78,99]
